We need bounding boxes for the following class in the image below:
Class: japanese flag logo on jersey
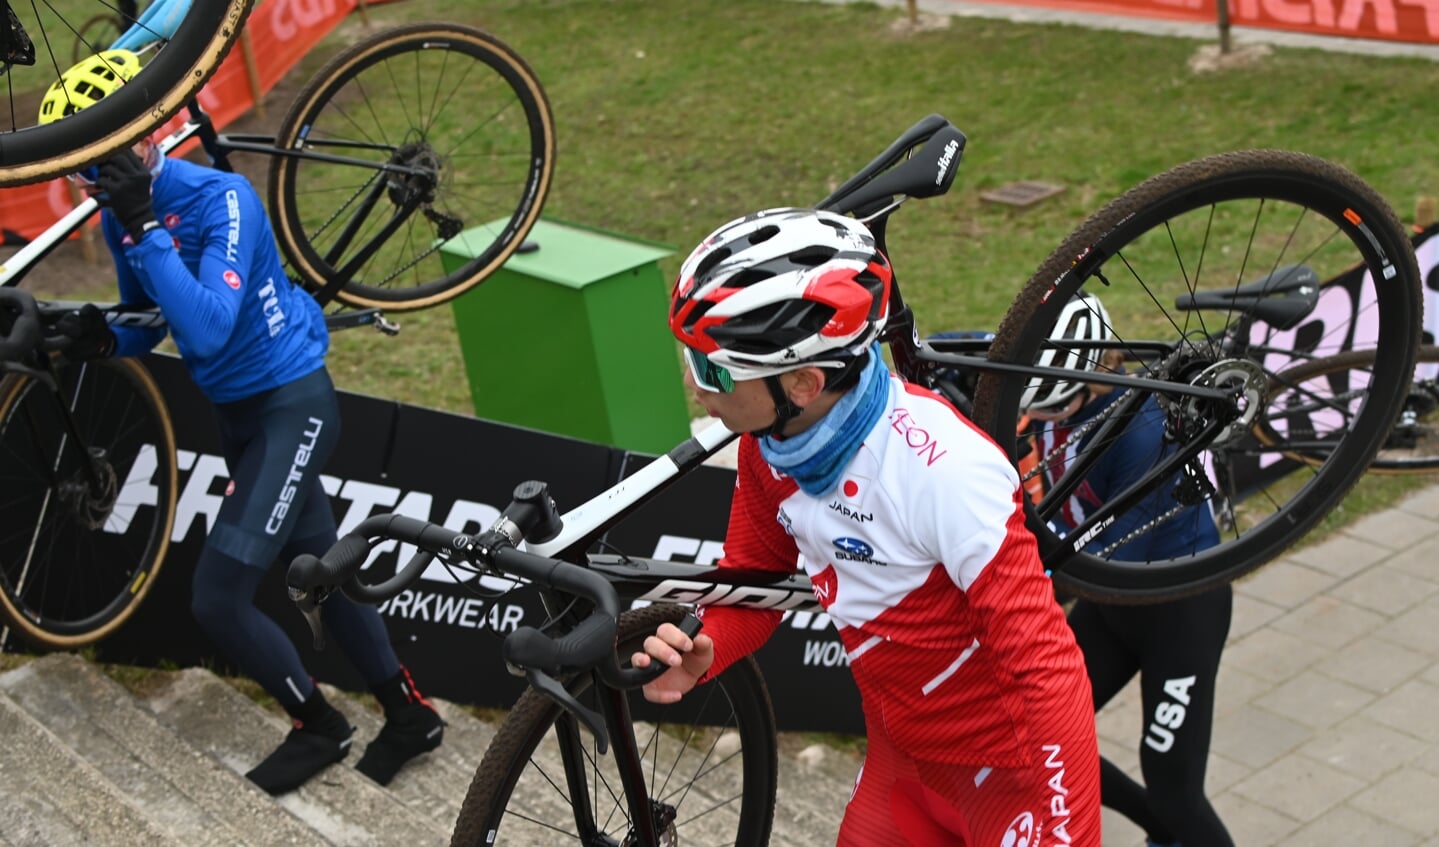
[223,269,242,290]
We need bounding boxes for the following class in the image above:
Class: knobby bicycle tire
[0,0,251,187]
[0,358,177,648]
[268,22,555,311]
[1259,345,1439,474]
[451,604,778,847]
[972,149,1421,603]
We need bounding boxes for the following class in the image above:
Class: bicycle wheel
[70,14,126,66]
[451,604,778,847]
[1258,345,1439,474]
[0,358,178,648]
[0,0,250,187]
[268,22,555,312]
[971,149,1421,602]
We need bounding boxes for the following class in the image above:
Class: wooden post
[907,0,918,24]
[354,0,370,27]
[239,28,265,121]
[1418,196,1437,228]
[1216,0,1232,54]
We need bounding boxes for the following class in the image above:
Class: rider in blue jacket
[1020,291,1234,847]
[43,51,444,795]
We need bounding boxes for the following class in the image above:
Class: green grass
[281,0,1439,413]
[17,1,1439,531]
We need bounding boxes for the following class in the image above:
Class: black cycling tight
[1068,585,1235,847]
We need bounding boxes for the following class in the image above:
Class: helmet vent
[746,224,780,245]
[727,269,773,288]
[788,246,837,267]
[693,247,732,281]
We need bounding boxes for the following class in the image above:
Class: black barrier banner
[31,227,1435,735]
[60,353,863,735]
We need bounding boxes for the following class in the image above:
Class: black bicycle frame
[187,102,435,306]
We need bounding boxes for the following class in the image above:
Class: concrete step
[0,651,856,847]
[772,735,859,846]
[0,690,182,847]
[143,667,450,846]
[319,682,482,831]
[0,654,315,847]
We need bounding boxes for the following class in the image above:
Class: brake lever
[0,355,58,390]
[287,583,331,651]
[527,669,611,753]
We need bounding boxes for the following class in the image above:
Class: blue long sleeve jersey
[103,157,329,404]
[1034,388,1220,562]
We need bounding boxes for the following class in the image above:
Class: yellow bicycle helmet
[37,50,142,125]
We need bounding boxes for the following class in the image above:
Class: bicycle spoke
[972,150,1420,601]
[452,607,775,846]
[270,24,552,310]
[0,360,175,647]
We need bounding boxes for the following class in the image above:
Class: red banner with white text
[0,0,362,245]
[947,0,1439,44]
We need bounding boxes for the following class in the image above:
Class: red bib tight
[837,700,1100,846]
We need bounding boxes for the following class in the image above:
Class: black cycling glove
[95,150,160,243]
[55,303,117,361]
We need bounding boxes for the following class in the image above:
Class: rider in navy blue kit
[1021,292,1235,847]
[44,51,443,795]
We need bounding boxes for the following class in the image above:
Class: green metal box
[444,218,690,454]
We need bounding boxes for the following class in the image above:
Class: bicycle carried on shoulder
[0,21,556,649]
[4,21,557,312]
[0,0,250,186]
[284,114,1422,845]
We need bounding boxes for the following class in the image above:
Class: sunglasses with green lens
[685,347,735,393]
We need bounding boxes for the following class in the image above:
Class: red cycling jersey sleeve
[696,435,801,682]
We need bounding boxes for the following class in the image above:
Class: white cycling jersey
[701,375,1089,767]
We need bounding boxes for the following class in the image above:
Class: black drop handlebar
[286,483,701,753]
[0,288,84,384]
[0,288,45,363]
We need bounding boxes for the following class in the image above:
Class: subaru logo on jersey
[223,269,242,290]
[833,536,888,566]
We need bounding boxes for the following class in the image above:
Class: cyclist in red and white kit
[634,207,1101,846]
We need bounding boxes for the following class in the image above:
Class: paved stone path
[1097,483,1439,845]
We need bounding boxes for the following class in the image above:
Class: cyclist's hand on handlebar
[632,622,715,705]
[55,304,116,362]
[96,151,159,242]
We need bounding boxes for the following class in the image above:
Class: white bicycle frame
[0,115,206,289]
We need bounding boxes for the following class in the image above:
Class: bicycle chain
[1095,458,1215,558]
[1017,397,1121,489]
[1025,388,1224,559]
[303,174,444,289]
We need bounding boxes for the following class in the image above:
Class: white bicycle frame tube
[0,119,202,288]
[526,418,738,559]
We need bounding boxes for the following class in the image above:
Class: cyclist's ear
[1086,349,1127,396]
[779,366,827,406]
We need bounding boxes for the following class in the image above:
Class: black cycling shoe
[355,701,445,786]
[246,712,354,796]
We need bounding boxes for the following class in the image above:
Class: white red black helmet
[1021,290,1114,411]
[669,207,892,382]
